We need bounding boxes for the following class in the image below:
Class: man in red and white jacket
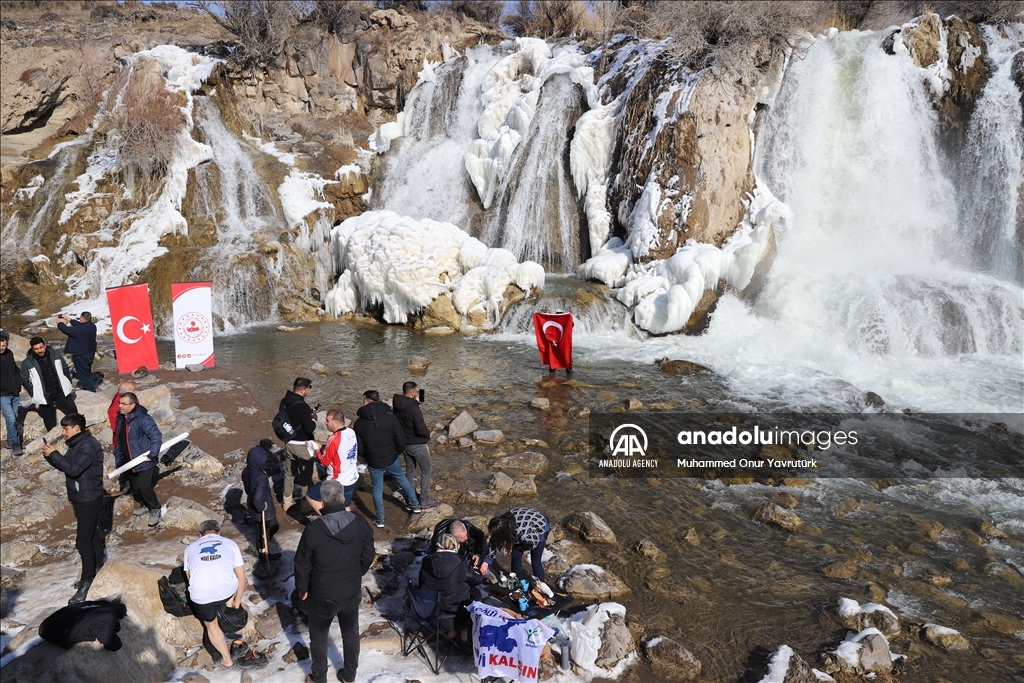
[308,409,361,512]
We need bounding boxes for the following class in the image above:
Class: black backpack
[158,566,192,618]
[272,408,296,442]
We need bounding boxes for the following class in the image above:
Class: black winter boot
[69,579,92,604]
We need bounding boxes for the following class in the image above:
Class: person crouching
[241,439,281,563]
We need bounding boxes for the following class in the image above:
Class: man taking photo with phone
[391,381,437,508]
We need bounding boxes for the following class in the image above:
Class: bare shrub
[438,0,504,23]
[506,0,597,39]
[103,64,187,202]
[188,1,299,66]
[932,0,1024,21]
[305,0,365,32]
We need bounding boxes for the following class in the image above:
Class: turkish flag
[106,283,160,374]
[533,312,574,371]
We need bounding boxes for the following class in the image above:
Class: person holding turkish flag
[106,284,160,374]
[532,312,574,372]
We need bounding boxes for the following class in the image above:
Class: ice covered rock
[922,623,969,651]
[837,598,900,635]
[757,645,819,683]
[565,511,617,545]
[643,635,701,681]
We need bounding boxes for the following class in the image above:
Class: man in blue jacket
[57,312,98,392]
[42,413,106,604]
[241,440,281,564]
[113,392,163,527]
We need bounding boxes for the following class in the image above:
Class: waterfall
[373,47,501,231]
[957,24,1024,285]
[481,74,585,271]
[496,275,634,335]
[192,96,283,329]
[754,30,1023,361]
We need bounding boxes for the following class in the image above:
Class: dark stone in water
[865,391,886,407]
[656,358,712,376]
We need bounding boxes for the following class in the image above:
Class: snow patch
[758,644,793,683]
[279,169,334,230]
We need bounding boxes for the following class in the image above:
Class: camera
[313,403,322,412]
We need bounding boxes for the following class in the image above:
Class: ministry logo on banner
[171,282,215,369]
[468,601,553,683]
[106,283,159,374]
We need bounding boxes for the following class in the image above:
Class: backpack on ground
[158,566,191,618]
[272,408,296,442]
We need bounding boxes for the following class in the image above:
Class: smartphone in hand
[418,389,425,403]
[42,437,48,445]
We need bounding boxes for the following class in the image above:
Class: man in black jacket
[293,480,374,683]
[241,440,281,563]
[392,381,437,508]
[0,330,23,456]
[21,336,78,431]
[279,377,319,511]
[57,311,98,392]
[352,390,420,528]
[42,413,106,604]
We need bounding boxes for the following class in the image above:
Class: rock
[465,489,502,504]
[448,411,478,438]
[254,601,293,640]
[682,528,700,545]
[360,620,402,654]
[595,612,634,669]
[405,504,454,533]
[923,624,969,651]
[311,362,328,374]
[976,519,1006,539]
[492,451,548,474]
[773,492,799,509]
[529,397,550,410]
[190,455,224,479]
[185,364,205,372]
[643,635,701,681]
[183,675,210,683]
[754,503,804,532]
[457,437,475,449]
[625,398,643,410]
[507,477,537,497]
[564,512,617,545]
[633,539,666,563]
[859,632,893,673]
[474,429,504,444]
[760,646,816,683]
[865,391,886,407]
[160,496,221,531]
[412,295,460,330]
[838,600,900,636]
[407,355,432,371]
[655,358,712,376]
[277,325,303,332]
[0,541,41,567]
[557,564,630,600]
[917,519,945,541]
[136,385,173,425]
[489,472,514,494]
[822,560,857,580]
[983,562,1023,587]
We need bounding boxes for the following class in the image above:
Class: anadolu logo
[609,424,647,457]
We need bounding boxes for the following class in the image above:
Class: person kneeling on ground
[419,532,483,642]
[241,439,282,563]
[488,508,550,581]
[42,413,106,604]
[431,518,492,580]
[294,479,374,683]
[183,519,263,669]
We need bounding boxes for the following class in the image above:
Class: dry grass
[188,0,300,66]
[102,64,188,203]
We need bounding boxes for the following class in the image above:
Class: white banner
[171,282,214,369]
[468,602,553,683]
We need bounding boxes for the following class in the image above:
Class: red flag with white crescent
[106,283,160,374]
[533,312,574,371]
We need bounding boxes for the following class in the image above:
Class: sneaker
[234,648,268,669]
[419,498,438,508]
[68,580,91,605]
[10,443,22,457]
[374,519,385,528]
[148,509,161,526]
[133,507,148,516]
[407,505,422,514]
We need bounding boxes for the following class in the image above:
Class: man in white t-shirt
[183,519,247,669]
[308,409,360,512]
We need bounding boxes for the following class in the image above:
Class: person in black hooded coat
[418,532,482,639]
[241,440,280,561]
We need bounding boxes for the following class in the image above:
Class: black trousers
[72,354,96,392]
[128,467,160,510]
[308,594,360,683]
[38,393,79,431]
[73,498,107,580]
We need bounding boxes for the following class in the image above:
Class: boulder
[311,362,328,375]
[190,455,225,479]
[412,295,460,330]
[655,358,712,376]
[457,437,475,449]
[838,599,900,636]
[406,356,432,372]
[564,512,617,545]
[529,397,551,410]
[474,429,504,444]
[160,496,221,531]
[922,624,969,651]
[557,564,630,600]
[760,645,816,683]
[595,612,635,670]
[633,539,666,563]
[507,477,537,497]
[492,451,548,474]
[643,636,701,681]
[489,472,514,494]
[448,411,478,438]
[822,560,857,580]
[135,385,173,425]
[858,632,893,673]
[405,504,454,533]
[754,503,803,532]
[624,398,643,411]
[185,364,205,372]
[0,541,41,567]
[465,489,502,504]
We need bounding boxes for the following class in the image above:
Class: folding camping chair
[401,580,461,675]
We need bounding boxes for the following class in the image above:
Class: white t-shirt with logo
[183,533,244,605]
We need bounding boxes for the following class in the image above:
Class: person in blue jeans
[0,330,23,456]
[488,508,551,581]
[352,390,420,528]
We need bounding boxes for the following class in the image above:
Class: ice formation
[324,210,543,326]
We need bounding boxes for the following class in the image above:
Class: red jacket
[108,393,120,449]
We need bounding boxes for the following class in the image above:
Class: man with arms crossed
[279,377,319,511]
[294,480,374,683]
